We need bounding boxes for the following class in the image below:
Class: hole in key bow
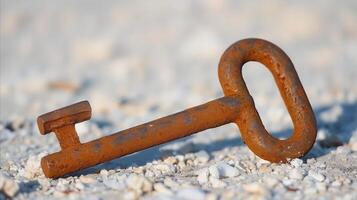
[242,62,293,139]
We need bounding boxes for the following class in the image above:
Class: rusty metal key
[38,38,317,178]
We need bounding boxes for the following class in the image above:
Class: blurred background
[1,1,357,199]
[1,0,357,159]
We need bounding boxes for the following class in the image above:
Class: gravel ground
[1,0,357,199]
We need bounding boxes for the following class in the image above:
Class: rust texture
[37,38,317,178]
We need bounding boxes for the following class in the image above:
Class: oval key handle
[219,38,317,162]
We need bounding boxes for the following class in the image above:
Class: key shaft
[41,96,241,178]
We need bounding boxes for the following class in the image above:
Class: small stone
[234,162,246,172]
[258,164,272,173]
[142,180,153,193]
[197,168,209,184]
[256,158,270,168]
[153,183,172,195]
[75,182,85,190]
[290,158,303,168]
[317,163,326,169]
[282,179,294,186]
[208,165,220,179]
[103,178,121,189]
[126,174,143,191]
[79,175,96,184]
[289,168,304,180]
[0,173,19,198]
[176,155,185,162]
[176,188,206,200]
[163,157,178,165]
[307,158,316,164]
[153,164,175,174]
[242,160,256,172]
[145,170,155,177]
[126,174,152,193]
[195,150,210,163]
[37,178,50,190]
[308,170,325,182]
[100,169,109,177]
[335,146,351,155]
[343,178,351,185]
[133,166,145,174]
[216,162,239,178]
[56,178,70,192]
[23,152,47,179]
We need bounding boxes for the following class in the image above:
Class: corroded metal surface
[37,38,317,178]
[218,38,317,162]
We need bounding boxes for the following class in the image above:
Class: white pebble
[100,169,109,177]
[308,170,325,182]
[208,165,220,179]
[195,150,210,163]
[197,168,209,184]
[216,162,239,178]
[153,164,175,174]
[289,168,304,180]
[126,174,152,193]
[145,169,155,177]
[23,152,47,179]
[79,175,96,184]
[176,188,206,200]
[0,173,19,197]
[290,158,303,168]
[163,157,178,165]
[38,178,50,189]
[75,182,85,190]
[103,178,121,189]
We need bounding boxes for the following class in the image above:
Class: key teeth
[37,101,92,134]
[37,117,47,135]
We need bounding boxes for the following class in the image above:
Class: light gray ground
[1,0,357,199]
